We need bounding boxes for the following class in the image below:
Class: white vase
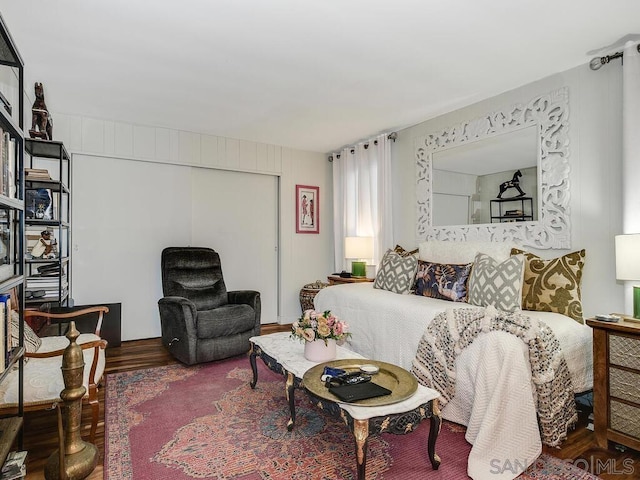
[304,338,337,362]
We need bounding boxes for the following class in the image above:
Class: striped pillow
[10,310,42,353]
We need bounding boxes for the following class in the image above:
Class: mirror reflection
[431,126,538,226]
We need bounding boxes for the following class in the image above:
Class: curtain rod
[328,131,397,162]
[590,44,640,70]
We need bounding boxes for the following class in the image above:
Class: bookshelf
[490,197,534,223]
[24,139,71,309]
[0,10,25,468]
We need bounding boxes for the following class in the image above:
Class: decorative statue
[31,230,56,259]
[497,170,526,199]
[29,82,53,140]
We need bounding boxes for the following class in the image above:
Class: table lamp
[615,234,640,319]
[345,236,373,277]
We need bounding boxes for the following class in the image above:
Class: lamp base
[634,286,640,319]
[351,261,366,277]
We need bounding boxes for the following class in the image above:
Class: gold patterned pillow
[511,248,586,323]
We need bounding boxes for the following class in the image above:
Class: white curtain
[622,41,640,311]
[332,133,393,271]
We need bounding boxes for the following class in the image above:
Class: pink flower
[302,328,315,342]
[290,309,351,344]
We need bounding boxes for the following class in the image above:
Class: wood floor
[18,324,640,479]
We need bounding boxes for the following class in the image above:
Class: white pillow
[418,240,515,264]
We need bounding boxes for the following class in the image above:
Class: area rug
[105,356,598,480]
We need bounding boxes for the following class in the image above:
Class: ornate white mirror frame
[415,87,570,249]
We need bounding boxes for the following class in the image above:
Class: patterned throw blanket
[411,306,577,447]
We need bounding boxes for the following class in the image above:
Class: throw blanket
[411,306,578,479]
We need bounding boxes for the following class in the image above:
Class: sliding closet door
[190,168,278,324]
[72,154,192,341]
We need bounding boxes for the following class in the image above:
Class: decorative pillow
[511,248,586,323]
[414,260,472,302]
[467,253,524,312]
[419,240,514,264]
[393,244,419,257]
[10,310,42,353]
[373,250,418,294]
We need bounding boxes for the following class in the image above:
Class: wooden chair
[0,306,109,442]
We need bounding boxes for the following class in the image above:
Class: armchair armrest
[228,290,260,309]
[158,296,198,336]
[24,306,109,336]
[228,290,261,330]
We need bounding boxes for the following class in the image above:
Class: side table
[327,275,374,285]
[299,280,329,312]
[586,316,640,451]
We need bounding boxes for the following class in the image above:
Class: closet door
[191,168,278,324]
[72,154,192,341]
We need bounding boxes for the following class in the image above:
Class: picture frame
[296,185,319,234]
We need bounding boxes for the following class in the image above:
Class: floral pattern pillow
[511,248,586,323]
[414,260,473,302]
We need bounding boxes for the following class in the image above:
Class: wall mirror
[416,87,570,249]
[432,126,538,226]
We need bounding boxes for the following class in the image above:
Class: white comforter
[314,283,593,479]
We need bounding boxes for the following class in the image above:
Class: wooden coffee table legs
[249,343,299,431]
[350,400,442,480]
[428,403,442,469]
[249,347,259,388]
[285,372,296,431]
[353,420,369,480]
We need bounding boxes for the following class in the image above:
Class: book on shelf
[37,263,61,274]
[0,293,10,370]
[0,301,4,372]
[0,129,16,199]
[504,209,524,216]
[1,451,27,480]
[24,167,52,180]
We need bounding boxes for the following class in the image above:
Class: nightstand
[327,275,374,286]
[585,316,640,451]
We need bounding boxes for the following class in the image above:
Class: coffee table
[249,332,441,479]
[249,332,364,430]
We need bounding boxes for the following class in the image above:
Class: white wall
[392,63,624,318]
[53,114,333,340]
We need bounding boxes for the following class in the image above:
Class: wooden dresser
[586,317,640,451]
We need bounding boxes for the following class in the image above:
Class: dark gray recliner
[158,247,261,365]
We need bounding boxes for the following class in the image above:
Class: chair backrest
[161,247,228,310]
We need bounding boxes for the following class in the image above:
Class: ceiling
[0,0,639,153]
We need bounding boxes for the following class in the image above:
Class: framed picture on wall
[296,184,319,234]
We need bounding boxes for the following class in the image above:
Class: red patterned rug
[105,356,598,480]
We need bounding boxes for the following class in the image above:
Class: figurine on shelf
[31,230,57,259]
[497,169,526,199]
[29,82,53,140]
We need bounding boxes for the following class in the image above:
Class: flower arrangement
[291,309,351,345]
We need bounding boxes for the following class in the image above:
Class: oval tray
[303,359,418,406]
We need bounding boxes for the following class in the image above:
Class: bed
[314,241,593,480]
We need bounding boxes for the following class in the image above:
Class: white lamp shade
[615,234,640,280]
[344,236,374,259]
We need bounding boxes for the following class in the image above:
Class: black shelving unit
[490,196,534,223]
[0,10,25,465]
[24,139,71,307]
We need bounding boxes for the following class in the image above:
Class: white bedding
[314,283,593,479]
[314,283,593,393]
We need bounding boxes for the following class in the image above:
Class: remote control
[595,314,621,322]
